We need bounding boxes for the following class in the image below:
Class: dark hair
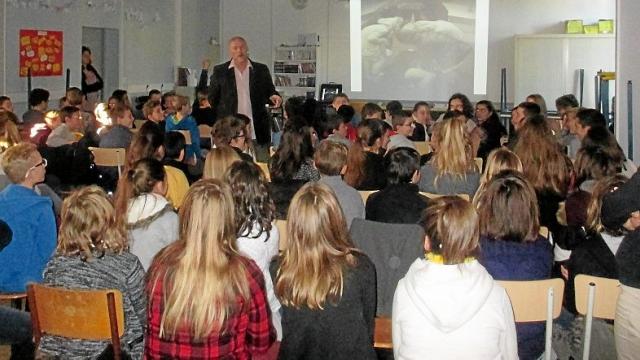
[148,89,161,97]
[161,91,176,110]
[412,101,431,113]
[164,131,186,159]
[362,102,383,119]
[582,127,626,162]
[476,100,500,124]
[448,93,474,118]
[224,161,275,240]
[126,121,165,169]
[28,88,50,107]
[81,46,91,54]
[113,158,166,227]
[284,96,305,119]
[386,101,403,117]
[555,94,579,110]
[111,89,128,103]
[385,147,420,185]
[576,108,606,130]
[517,101,541,119]
[344,119,386,187]
[270,125,314,181]
[59,106,79,122]
[0,96,10,104]
[325,114,346,132]
[575,145,623,185]
[337,105,355,123]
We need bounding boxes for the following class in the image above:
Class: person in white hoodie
[392,195,518,360]
[113,158,178,270]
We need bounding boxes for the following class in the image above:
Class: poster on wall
[19,29,63,77]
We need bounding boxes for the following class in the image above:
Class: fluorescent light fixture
[350,0,362,92]
[474,0,490,95]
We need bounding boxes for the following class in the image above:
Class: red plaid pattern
[144,258,276,359]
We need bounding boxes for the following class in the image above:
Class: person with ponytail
[145,179,276,358]
[343,119,388,190]
[113,158,178,270]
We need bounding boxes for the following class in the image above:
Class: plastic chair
[89,147,126,178]
[256,162,271,182]
[198,124,212,140]
[358,190,377,203]
[276,219,287,251]
[175,130,192,145]
[27,284,125,360]
[498,278,565,360]
[574,274,621,360]
[413,141,431,156]
[374,316,392,349]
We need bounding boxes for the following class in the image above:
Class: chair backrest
[498,278,564,322]
[575,274,620,319]
[198,124,212,139]
[413,141,431,156]
[27,284,125,348]
[133,119,147,130]
[350,218,425,316]
[359,190,377,203]
[539,226,550,239]
[374,316,392,349]
[420,192,470,201]
[256,162,271,182]
[474,157,483,172]
[89,147,126,177]
[276,219,287,251]
[175,130,192,145]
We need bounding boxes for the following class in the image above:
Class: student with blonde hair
[274,182,377,360]
[473,148,523,203]
[39,186,146,358]
[418,111,480,197]
[145,179,276,358]
[393,196,518,360]
[203,145,241,180]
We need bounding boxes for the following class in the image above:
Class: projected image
[361,0,476,100]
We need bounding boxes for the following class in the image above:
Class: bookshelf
[273,45,318,99]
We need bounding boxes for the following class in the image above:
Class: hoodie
[127,193,178,270]
[392,258,518,360]
[0,184,56,292]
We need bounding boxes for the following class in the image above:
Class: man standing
[209,36,281,160]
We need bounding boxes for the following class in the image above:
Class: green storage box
[566,20,583,34]
[584,24,599,34]
[599,19,614,34]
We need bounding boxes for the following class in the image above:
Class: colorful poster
[19,29,63,77]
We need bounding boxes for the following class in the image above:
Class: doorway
[81,27,119,101]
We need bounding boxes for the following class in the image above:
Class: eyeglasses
[27,158,47,174]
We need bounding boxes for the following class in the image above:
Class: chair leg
[107,292,122,360]
[582,283,596,360]
[544,287,554,360]
[26,285,41,349]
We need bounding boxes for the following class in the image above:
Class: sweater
[616,229,640,289]
[418,163,480,197]
[387,134,416,151]
[319,175,365,228]
[40,252,147,359]
[0,184,56,292]
[99,124,133,149]
[272,252,377,360]
[127,193,178,271]
[165,114,201,161]
[393,258,518,360]
[366,183,428,224]
[479,235,553,360]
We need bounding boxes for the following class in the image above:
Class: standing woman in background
[81,46,104,110]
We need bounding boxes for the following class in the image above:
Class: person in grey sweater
[39,186,146,359]
[315,140,365,228]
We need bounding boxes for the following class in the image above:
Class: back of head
[518,101,541,120]
[420,196,479,264]
[526,94,548,116]
[29,88,50,108]
[386,100,403,117]
[476,170,540,243]
[1,142,37,184]
[58,185,127,260]
[576,108,606,129]
[385,147,420,185]
[203,145,241,180]
[284,96,305,119]
[478,148,523,192]
[143,100,161,119]
[433,112,472,177]
[586,175,629,235]
[0,112,21,150]
[114,158,166,225]
[555,94,579,111]
[65,87,84,107]
[337,105,355,123]
[277,182,355,309]
[164,131,186,160]
[325,114,345,134]
[362,102,383,119]
[574,145,623,185]
[314,140,348,176]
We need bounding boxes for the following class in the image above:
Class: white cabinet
[514,34,615,111]
[273,45,318,99]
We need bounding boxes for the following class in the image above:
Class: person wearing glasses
[0,143,56,293]
[387,112,417,151]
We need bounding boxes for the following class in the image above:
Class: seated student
[148,89,162,103]
[384,100,403,126]
[113,159,178,271]
[419,111,480,197]
[475,100,507,160]
[46,106,84,147]
[328,92,350,115]
[142,100,166,136]
[472,148,523,203]
[600,172,640,359]
[582,126,636,178]
[387,112,417,151]
[225,161,282,340]
[508,101,541,147]
[273,182,376,360]
[212,116,254,162]
[39,186,146,358]
[325,113,352,148]
[161,91,177,117]
[22,88,49,126]
[65,87,98,140]
[409,101,432,142]
[573,108,607,141]
[165,95,201,165]
[337,105,358,141]
[344,119,388,190]
[315,140,364,228]
[393,196,518,360]
[475,171,552,360]
[111,89,132,109]
[233,113,258,161]
[361,102,384,121]
[29,110,57,147]
[99,103,134,149]
[559,107,582,159]
[0,96,13,113]
[203,145,241,180]
[0,111,22,150]
[125,120,165,170]
[0,143,56,293]
[366,147,428,224]
[146,179,276,358]
[161,131,190,208]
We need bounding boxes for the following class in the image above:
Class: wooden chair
[413,141,431,156]
[575,275,621,360]
[174,130,192,145]
[133,119,147,130]
[198,124,212,140]
[89,147,126,177]
[275,219,287,251]
[256,162,271,182]
[374,316,392,349]
[27,284,125,360]
[474,157,483,172]
[358,190,377,203]
[420,192,470,201]
[498,278,564,360]
[0,292,27,310]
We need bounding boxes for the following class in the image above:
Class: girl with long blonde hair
[274,182,376,360]
[145,179,275,358]
[473,148,523,204]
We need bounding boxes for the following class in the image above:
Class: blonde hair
[203,146,241,180]
[57,186,127,260]
[174,95,189,112]
[1,142,38,183]
[148,179,249,340]
[0,112,20,151]
[432,113,475,183]
[314,140,348,176]
[276,182,359,309]
[586,175,628,235]
[473,148,523,203]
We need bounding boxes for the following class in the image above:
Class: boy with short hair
[325,114,351,148]
[46,106,84,147]
[387,113,416,151]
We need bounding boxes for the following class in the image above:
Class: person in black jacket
[208,36,281,161]
[475,100,507,160]
[81,46,103,108]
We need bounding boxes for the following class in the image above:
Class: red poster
[19,29,63,77]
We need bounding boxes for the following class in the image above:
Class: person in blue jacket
[0,143,56,293]
[165,94,201,165]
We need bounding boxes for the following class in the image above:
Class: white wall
[221,0,615,104]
